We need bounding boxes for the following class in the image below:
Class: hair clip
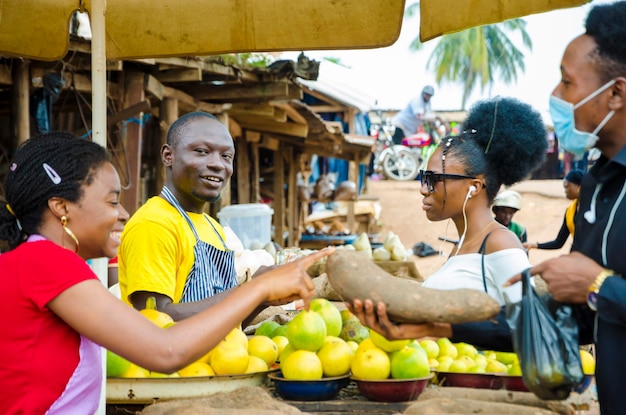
[10,162,17,171]
[43,163,62,185]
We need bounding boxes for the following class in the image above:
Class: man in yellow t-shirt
[119,112,267,325]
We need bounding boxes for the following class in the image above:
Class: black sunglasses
[418,169,476,193]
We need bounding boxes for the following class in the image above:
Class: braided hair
[0,132,109,251]
[439,97,547,202]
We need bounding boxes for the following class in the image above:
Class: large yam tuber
[325,250,500,324]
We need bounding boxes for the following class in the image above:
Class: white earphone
[467,185,477,199]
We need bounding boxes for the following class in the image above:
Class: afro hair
[585,1,626,81]
[462,96,547,188]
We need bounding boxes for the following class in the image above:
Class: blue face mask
[549,79,616,156]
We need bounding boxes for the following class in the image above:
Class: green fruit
[339,320,370,343]
[106,350,132,378]
[310,298,343,337]
[390,345,430,379]
[286,310,327,352]
[272,323,289,338]
[254,320,281,337]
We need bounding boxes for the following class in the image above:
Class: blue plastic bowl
[267,372,351,401]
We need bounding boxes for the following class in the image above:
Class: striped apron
[161,186,237,302]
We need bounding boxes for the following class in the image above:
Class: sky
[280,0,614,122]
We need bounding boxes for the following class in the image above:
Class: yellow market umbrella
[420,0,590,41]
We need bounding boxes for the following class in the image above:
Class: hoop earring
[61,215,79,253]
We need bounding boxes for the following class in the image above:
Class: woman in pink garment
[0,132,332,414]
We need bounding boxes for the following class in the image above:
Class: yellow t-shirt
[118,196,227,305]
[565,199,578,237]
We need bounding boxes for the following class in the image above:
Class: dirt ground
[364,178,573,281]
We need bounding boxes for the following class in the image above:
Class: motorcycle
[401,118,445,171]
[371,119,420,181]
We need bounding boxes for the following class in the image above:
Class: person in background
[348,96,547,351]
[505,3,626,413]
[118,112,285,327]
[524,169,584,251]
[391,85,436,145]
[0,132,332,413]
[492,189,527,243]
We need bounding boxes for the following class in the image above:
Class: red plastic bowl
[436,371,503,389]
[501,375,528,392]
[351,374,433,402]
[502,374,594,394]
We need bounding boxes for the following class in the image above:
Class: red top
[0,240,99,414]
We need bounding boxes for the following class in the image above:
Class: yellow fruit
[282,350,323,380]
[390,345,430,379]
[494,351,518,365]
[428,358,439,369]
[224,327,249,350]
[485,359,508,374]
[121,363,150,378]
[310,298,343,337]
[347,341,359,353]
[369,330,409,353]
[150,371,179,378]
[455,342,478,358]
[355,338,377,353]
[437,356,454,372]
[106,350,132,378]
[324,335,345,344]
[286,310,327,352]
[508,362,522,376]
[458,355,476,370]
[139,296,174,328]
[210,340,249,375]
[448,359,470,373]
[247,335,279,366]
[419,339,440,360]
[436,338,458,359]
[317,339,354,377]
[468,365,487,373]
[194,348,213,365]
[473,354,488,369]
[279,343,296,365]
[245,355,269,373]
[272,335,289,357]
[580,349,595,375]
[351,347,391,380]
[178,361,215,377]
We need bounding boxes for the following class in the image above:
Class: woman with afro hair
[347,96,547,352]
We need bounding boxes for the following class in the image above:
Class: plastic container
[217,203,274,249]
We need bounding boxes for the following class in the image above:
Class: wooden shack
[0,41,371,248]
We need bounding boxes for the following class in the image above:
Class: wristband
[587,269,614,311]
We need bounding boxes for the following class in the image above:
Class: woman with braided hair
[347,96,548,351]
[0,132,332,414]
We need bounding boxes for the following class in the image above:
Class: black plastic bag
[505,269,583,400]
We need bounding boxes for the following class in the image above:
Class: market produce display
[325,249,501,324]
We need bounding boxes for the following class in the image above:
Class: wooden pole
[90,2,108,413]
[12,59,30,145]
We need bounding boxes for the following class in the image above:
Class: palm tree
[406,3,532,109]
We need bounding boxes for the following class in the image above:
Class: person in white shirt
[391,85,435,144]
[348,96,548,351]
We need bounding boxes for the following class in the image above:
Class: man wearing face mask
[507,3,626,413]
